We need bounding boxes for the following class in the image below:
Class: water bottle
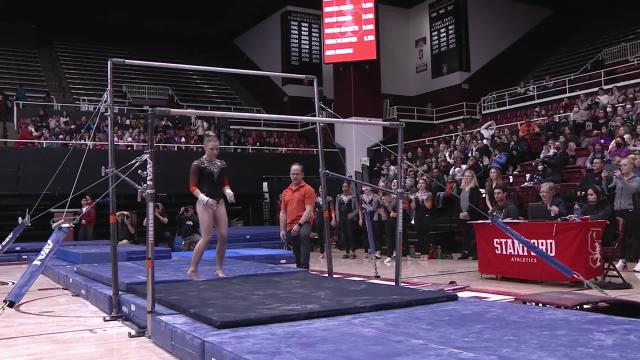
[436,245,442,259]
[573,202,581,221]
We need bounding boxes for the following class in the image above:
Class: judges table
[472,220,607,282]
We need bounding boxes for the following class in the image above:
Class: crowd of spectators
[13,107,315,152]
[357,84,640,268]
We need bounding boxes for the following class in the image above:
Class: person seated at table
[538,182,567,219]
[570,184,615,246]
[489,184,520,220]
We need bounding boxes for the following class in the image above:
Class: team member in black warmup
[313,186,333,259]
[412,178,433,254]
[332,182,358,259]
[381,190,397,264]
[359,185,381,259]
[187,135,235,279]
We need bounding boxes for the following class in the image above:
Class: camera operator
[116,211,136,245]
[176,205,201,250]
[143,202,172,249]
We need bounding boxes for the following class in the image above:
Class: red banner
[473,221,606,282]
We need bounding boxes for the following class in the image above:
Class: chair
[601,217,628,283]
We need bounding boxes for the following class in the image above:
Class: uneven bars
[111,58,314,81]
[151,108,403,128]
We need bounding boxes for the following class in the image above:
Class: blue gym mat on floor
[195,298,640,360]
[206,226,282,249]
[172,248,295,265]
[55,244,171,264]
[5,240,112,254]
[73,258,302,291]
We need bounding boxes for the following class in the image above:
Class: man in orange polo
[280,163,316,269]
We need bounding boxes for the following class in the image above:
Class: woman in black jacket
[579,184,616,246]
[457,169,484,259]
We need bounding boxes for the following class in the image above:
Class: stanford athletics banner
[474,220,606,282]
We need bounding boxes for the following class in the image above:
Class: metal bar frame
[107,58,405,338]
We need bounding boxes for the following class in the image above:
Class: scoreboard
[281,10,323,85]
[322,0,377,64]
[429,0,470,78]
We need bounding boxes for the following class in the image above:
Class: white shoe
[633,262,640,272]
[615,259,627,271]
[384,257,392,264]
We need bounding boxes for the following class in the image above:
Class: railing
[122,84,171,100]
[1,139,337,154]
[370,112,572,151]
[388,102,479,124]
[578,40,640,75]
[480,60,640,113]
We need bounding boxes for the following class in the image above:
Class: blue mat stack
[0,240,111,263]
[207,226,283,249]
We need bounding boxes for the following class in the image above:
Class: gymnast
[187,134,235,279]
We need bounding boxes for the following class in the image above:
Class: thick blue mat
[55,244,171,264]
[190,298,640,360]
[74,258,301,291]
[172,248,295,265]
[6,240,111,254]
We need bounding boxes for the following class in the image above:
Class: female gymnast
[187,135,235,279]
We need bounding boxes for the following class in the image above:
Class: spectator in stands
[603,157,640,271]
[485,167,503,211]
[15,123,40,147]
[596,88,612,108]
[541,141,569,183]
[457,169,483,260]
[216,117,229,147]
[116,211,136,245]
[518,118,539,139]
[78,194,96,241]
[578,158,613,201]
[489,184,519,220]
[538,182,567,219]
[609,136,631,159]
[539,139,556,159]
[176,205,200,251]
[15,84,27,102]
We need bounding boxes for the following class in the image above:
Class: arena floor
[1,249,640,359]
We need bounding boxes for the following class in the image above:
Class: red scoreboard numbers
[322,0,377,64]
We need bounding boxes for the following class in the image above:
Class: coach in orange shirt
[280,163,316,269]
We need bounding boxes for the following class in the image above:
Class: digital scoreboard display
[322,0,377,64]
[281,10,323,85]
[429,0,470,78]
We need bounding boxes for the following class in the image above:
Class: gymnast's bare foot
[215,269,226,277]
[187,268,203,281]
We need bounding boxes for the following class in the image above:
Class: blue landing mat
[129,272,457,329]
[172,248,295,265]
[180,298,640,360]
[5,240,111,254]
[120,294,178,328]
[55,244,171,264]
[74,258,301,291]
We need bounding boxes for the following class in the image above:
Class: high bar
[109,58,314,81]
[152,108,404,128]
